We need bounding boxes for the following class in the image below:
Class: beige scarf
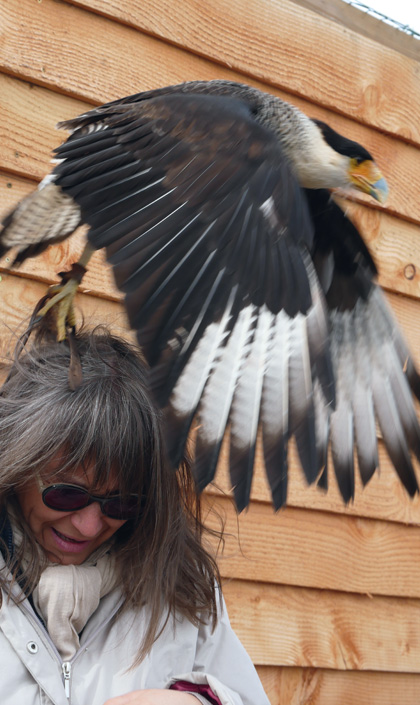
[8,508,119,661]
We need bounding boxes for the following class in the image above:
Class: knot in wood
[404,264,416,280]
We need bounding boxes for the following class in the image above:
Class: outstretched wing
[307,189,420,502]
[53,91,335,509]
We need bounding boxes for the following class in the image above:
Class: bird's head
[312,120,388,203]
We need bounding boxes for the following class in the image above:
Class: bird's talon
[27,274,82,342]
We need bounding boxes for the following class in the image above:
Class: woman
[0,328,270,705]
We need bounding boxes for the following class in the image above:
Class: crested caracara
[2,79,418,510]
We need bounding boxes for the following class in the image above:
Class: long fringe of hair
[0,326,222,662]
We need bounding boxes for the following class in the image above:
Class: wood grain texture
[223,580,420,671]
[335,198,420,299]
[291,0,420,62]
[257,666,420,705]
[204,496,420,597]
[0,75,88,180]
[0,0,234,103]
[61,0,420,144]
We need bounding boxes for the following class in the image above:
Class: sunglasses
[41,483,140,520]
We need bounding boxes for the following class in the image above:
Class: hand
[103,689,199,705]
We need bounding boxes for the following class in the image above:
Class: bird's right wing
[53,91,334,509]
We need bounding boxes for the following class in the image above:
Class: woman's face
[15,456,127,565]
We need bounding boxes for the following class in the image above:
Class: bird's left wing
[53,91,334,509]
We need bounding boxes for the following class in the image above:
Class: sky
[343,0,420,35]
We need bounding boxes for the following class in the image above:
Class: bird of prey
[1,79,419,510]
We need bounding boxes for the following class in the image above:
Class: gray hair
[0,328,162,496]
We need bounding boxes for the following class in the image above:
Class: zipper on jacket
[18,590,124,699]
[62,661,71,699]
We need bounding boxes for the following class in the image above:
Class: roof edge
[290,0,420,61]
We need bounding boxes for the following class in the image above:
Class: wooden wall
[1,1,420,702]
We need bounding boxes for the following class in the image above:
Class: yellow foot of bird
[34,262,87,341]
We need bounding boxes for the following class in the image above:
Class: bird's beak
[348,159,389,204]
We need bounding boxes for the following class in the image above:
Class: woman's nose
[70,501,104,537]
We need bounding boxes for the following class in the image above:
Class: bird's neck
[259,98,351,190]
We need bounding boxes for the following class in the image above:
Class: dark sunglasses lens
[102,495,139,520]
[43,486,90,511]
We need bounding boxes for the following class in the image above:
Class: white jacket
[0,557,270,705]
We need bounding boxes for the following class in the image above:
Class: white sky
[343,0,420,34]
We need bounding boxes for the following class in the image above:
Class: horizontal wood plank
[0,75,88,180]
[0,0,242,103]
[223,580,420,672]
[223,579,420,671]
[205,496,420,597]
[257,665,420,705]
[62,0,420,144]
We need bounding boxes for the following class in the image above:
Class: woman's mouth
[51,527,92,553]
